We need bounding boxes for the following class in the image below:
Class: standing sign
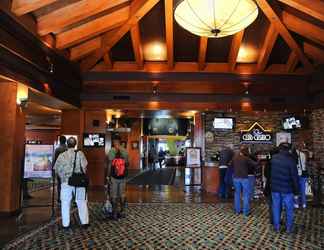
[185,147,202,186]
[24,144,53,178]
[276,132,291,146]
[186,147,201,167]
[240,122,272,144]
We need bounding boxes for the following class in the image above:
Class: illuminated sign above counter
[240,122,272,144]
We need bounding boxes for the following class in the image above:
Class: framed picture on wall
[186,147,202,167]
[131,141,139,150]
[121,141,127,149]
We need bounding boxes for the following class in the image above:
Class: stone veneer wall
[204,111,311,161]
[310,109,324,170]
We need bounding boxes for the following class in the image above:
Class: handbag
[305,178,313,197]
[68,150,89,188]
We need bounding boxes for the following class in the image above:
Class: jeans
[298,177,307,207]
[248,175,256,200]
[233,178,250,215]
[61,183,89,227]
[272,192,294,233]
[218,167,228,198]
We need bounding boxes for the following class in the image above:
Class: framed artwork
[186,147,202,167]
[131,141,139,150]
[121,141,127,149]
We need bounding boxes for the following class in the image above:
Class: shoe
[81,224,90,229]
[61,226,71,231]
[302,204,306,209]
[117,212,126,219]
[294,204,299,209]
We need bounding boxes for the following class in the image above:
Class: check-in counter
[202,162,219,193]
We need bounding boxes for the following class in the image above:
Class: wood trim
[103,53,113,69]
[37,0,129,36]
[80,0,160,72]
[70,37,102,61]
[286,52,298,72]
[11,0,58,16]
[256,0,313,71]
[130,23,144,69]
[198,37,208,70]
[304,42,324,64]
[277,0,324,22]
[55,6,130,49]
[228,30,245,71]
[257,24,277,72]
[282,11,324,47]
[165,0,174,69]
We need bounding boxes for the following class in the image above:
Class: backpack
[111,150,126,178]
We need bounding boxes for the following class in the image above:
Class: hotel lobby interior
[0,0,324,249]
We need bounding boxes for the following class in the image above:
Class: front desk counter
[202,162,219,193]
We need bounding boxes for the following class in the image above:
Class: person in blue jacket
[270,142,299,233]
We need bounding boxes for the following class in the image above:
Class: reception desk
[202,162,220,193]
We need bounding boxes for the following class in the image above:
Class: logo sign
[240,122,272,144]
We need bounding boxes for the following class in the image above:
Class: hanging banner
[24,144,53,178]
[240,122,272,144]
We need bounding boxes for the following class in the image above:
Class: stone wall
[204,111,311,161]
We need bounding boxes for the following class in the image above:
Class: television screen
[213,118,234,129]
[83,133,105,147]
[282,116,302,130]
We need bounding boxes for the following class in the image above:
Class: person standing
[271,142,299,233]
[53,135,67,203]
[158,147,166,169]
[232,145,258,216]
[107,135,129,220]
[148,145,157,170]
[295,142,308,209]
[54,137,89,229]
[218,146,234,199]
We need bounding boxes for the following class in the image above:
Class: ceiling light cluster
[175,0,258,38]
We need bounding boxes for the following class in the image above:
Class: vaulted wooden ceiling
[9,0,324,75]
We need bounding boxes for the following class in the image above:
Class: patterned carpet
[3,202,324,250]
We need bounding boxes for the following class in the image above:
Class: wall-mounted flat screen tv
[282,116,304,130]
[83,133,105,147]
[213,118,235,129]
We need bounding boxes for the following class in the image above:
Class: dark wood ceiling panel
[32,0,80,18]
[240,11,270,63]
[206,36,232,63]
[110,31,135,61]
[139,1,165,62]
[268,36,291,65]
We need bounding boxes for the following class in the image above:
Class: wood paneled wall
[0,82,25,214]
[25,129,60,144]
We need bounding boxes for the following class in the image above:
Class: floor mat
[3,203,324,249]
[127,168,176,186]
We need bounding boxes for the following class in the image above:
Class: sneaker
[61,226,71,231]
[294,204,299,209]
[302,204,307,209]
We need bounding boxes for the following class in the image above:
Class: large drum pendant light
[174,0,259,38]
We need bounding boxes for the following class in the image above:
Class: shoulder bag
[68,150,89,188]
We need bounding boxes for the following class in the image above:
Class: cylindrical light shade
[174,0,258,38]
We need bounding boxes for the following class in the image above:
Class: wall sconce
[16,83,28,106]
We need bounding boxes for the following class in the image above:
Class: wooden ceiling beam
[80,0,160,72]
[37,0,129,36]
[103,54,113,69]
[130,23,144,69]
[165,0,174,69]
[257,24,278,72]
[91,61,308,75]
[286,52,298,72]
[11,0,58,16]
[282,11,324,46]
[198,37,208,70]
[70,37,102,61]
[228,30,245,71]
[55,6,129,49]
[277,0,324,22]
[304,42,324,64]
[256,0,313,71]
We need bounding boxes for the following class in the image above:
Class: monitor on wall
[282,116,303,130]
[83,133,105,147]
[213,117,235,129]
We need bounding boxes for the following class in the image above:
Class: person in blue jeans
[295,142,308,209]
[271,143,299,233]
[232,145,258,216]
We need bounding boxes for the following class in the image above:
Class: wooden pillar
[61,110,84,149]
[194,112,205,160]
[0,82,25,215]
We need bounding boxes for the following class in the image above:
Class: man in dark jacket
[53,135,67,202]
[232,145,258,216]
[218,146,234,199]
[271,142,299,233]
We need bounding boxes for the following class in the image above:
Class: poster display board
[24,144,53,178]
[186,147,201,167]
[276,132,291,146]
